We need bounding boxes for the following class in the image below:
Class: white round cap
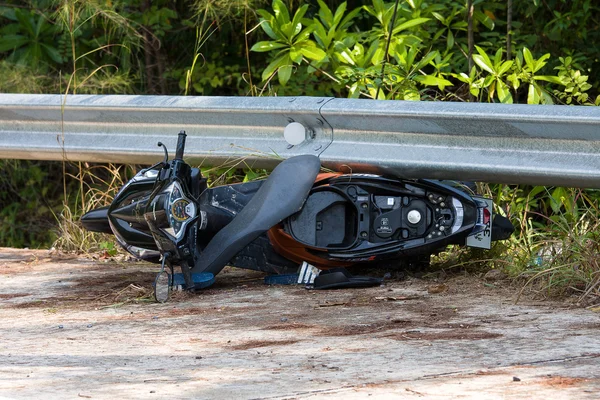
[407,209,422,224]
[284,122,306,145]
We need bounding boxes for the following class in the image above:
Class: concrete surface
[0,248,599,399]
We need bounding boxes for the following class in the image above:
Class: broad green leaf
[534,75,564,85]
[414,75,453,87]
[261,53,288,81]
[256,9,274,21]
[317,0,334,27]
[293,26,313,44]
[0,6,17,21]
[278,63,293,85]
[474,46,494,73]
[0,22,20,35]
[291,5,309,34]
[431,12,445,23]
[497,60,514,76]
[364,39,380,64]
[40,43,62,64]
[452,20,468,29]
[550,187,569,213]
[473,54,494,74]
[534,53,551,73]
[539,88,554,105]
[289,45,302,63]
[403,88,420,101]
[433,28,445,41]
[339,7,361,30]
[280,21,295,40]
[496,80,513,104]
[523,47,535,71]
[482,74,494,87]
[362,4,377,21]
[469,65,477,79]
[493,47,503,67]
[474,10,495,30]
[243,169,260,182]
[258,19,280,41]
[373,0,385,21]
[352,42,365,59]
[392,18,430,34]
[527,83,540,104]
[334,65,354,77]
[488,80,496,101]
[299,44,326,61]
[332,2,347,27]
[348,82,361,98]
[14,9,35,37]
[415,50,439,70]
[447,29,454,49]
[31,42,42,61]
[372,46,386,65]
[335,47,355,65]
[527,186,545,198]
[507,73,520,90]
[272,0,290,26]
[406,45,417,69]
[34,13,46,36]
[0,34,28,52]
[250,41,287,52]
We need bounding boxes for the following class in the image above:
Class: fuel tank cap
[407,209,422,224]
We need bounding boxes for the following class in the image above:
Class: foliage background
[1,0,599,299]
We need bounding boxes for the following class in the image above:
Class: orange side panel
[267,226,352,270]
[266,172,349,270]
[314,172,342,184]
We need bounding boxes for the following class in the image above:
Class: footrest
[313,268,382,290]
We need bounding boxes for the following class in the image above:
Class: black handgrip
[175,130,187,160]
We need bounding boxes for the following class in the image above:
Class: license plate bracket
[466,196,493,249]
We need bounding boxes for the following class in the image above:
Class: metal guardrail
[1,94,600,188]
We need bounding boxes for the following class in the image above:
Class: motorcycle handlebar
[175,130,187,160]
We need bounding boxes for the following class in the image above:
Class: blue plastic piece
[264,274,300,285]
[172,272,215,289]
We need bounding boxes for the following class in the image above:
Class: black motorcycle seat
[191,155,321,275]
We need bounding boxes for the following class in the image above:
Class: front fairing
[144,176,202,262]
[107,169,159,252]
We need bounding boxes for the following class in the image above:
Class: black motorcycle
[82,131,514,301]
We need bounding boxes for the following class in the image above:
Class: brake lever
[140,142,170,175]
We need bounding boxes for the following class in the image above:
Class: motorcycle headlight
[147,181,196,240]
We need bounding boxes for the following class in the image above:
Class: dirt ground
[1,247,599,399]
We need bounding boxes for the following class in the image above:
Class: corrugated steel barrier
[1,94,599,187]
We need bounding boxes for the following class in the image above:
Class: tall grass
[53,163,135,253]
[514,190,600,304]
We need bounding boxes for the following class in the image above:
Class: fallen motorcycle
[81,131,514,301]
